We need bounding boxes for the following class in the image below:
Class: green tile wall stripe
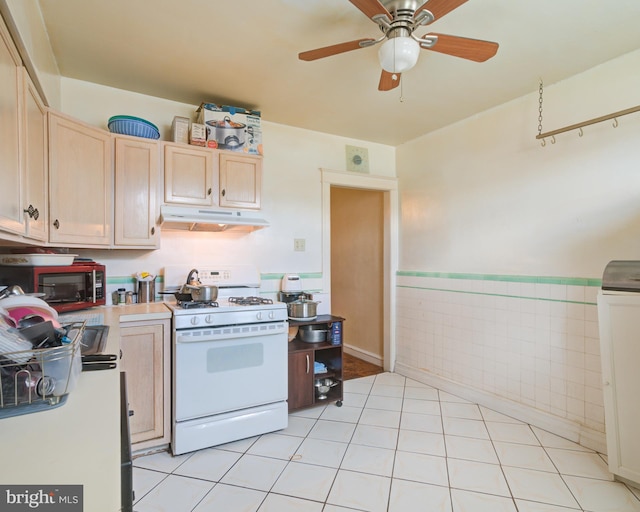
[397,284,597,306]
[108,276,164,285]
[261,273,323,281]
[397,270,601,287]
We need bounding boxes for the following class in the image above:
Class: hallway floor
[132,373,640,512]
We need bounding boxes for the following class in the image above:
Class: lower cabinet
[288,315,344,412]
[119,319,170,451]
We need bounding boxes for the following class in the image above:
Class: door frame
[320,169,398,372]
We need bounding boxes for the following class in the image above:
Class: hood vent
[159,205,268,232]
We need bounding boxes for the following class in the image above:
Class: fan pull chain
[538,78,544,140]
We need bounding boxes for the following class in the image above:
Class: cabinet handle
[128,409,134,417]
[151,226,155,235]
[306,354,310,374]
[53,219,60,229]
[221,189,226,197]
[207,188,212,196]
[32,208,39,221]
[23,204,37,219]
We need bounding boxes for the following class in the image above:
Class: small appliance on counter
[0,258,106,313]
[278,273,312,303]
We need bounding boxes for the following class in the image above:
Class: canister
[138,280,156,303]
[330,321,342,345]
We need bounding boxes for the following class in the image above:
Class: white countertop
[0,302,171,512]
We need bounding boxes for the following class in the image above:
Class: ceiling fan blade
[424,33,499,62]
[349,0,392,21]
[378,70,401,91]
[299,38,376,61]
[416,0,469,23]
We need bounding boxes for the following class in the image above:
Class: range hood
[159,205,269,232]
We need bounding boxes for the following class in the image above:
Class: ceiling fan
[298,0,499,91]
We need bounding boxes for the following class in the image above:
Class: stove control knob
[205,315,214,324]
[190,317,200,326]
[256,312,263,321]
[268,311,275,319]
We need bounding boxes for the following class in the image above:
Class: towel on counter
[314,361,327,374]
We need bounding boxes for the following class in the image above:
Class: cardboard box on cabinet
[196,103,262,155]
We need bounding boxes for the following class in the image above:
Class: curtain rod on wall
[536,105,640,145]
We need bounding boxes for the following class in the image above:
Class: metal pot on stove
[179,269,218,302]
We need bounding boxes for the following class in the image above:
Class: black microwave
[0,261,106,313]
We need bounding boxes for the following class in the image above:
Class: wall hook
[541,138,546,147]
[578,127,584,137]
[551,135,556,144]
[613,118,619,128]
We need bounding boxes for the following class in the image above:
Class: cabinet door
[48,111,113,246]
[288,349,315,411]
[22,69,48,242]
[219,152,262,209]
[0,18,24,236]
[114,136,159,247]
[120,320,170,449]
[164,143,215,206]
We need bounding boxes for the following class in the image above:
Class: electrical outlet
[294,238,306,252]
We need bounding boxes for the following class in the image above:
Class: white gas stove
[163,264,288,455]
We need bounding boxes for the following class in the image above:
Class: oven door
[174,321,287,422]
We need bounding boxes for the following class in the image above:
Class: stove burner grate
[177,300,219,309]
[228,296,274,306]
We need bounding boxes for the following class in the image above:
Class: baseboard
[394,362,607,454]
[343,344,383,367]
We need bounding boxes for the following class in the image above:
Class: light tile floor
[132,373,640,512]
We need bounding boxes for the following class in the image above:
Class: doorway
[331,187,384,366]
[320,169,398,372]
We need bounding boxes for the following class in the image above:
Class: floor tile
[351,424,399,450]
[132,467,167,504]
[214,435,260,453]
[134,474,214,512]
[247,432,304,460]
[493,441,556,472]
[271,461,337,502]
[402,397,442,415]
[173,446,241,481]
[515,499,582,511]
[292,438,348,468]
[502,466,580,509]
[479,406,525,424]
[193,483,266,512]
[374,373,406,387]
[393,450,449,486]
[366,394,404,412]
[398,429,446,457]
[401,411,443,434]
[320,404,363,423]
[445,435,499,464]
[442,417,489,439]
[441,402,483,421]
[370,383,405,398]
[279,415,317,438]
[439,391,472,403]
[258,493,324,512]
[341,443,395,477]
[563,474,640,512]
[327,469,391,512]
[308,419,357,443]
[448,458,510,497]
[545,447,612,480]
[133,450,192,473]
[389,478,452,512]
[451,488,517,512]
[359,408,401,429]
[290,405,326,419]
[486,421,540,445]
[220,454,288,491]
[404,385,439,401]
[342,391,368,408]
[343,379,374,395]
[531,426,592,452]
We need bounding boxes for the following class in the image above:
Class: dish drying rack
[0,321,85,419]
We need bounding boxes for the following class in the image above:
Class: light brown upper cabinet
[48,111,113,247]
[114,136,160,248]
[219,152,262,210]
[163,143,215,206]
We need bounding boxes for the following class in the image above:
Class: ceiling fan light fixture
[378,36,420,73]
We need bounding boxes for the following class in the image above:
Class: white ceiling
[37,0,640,146]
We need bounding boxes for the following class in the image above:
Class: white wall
[393,49,640,451]
[57,78,396,296]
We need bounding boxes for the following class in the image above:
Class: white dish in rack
[0,254,77,266]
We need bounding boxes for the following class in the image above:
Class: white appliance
[281,273,302,292]
[597,260,640,487]
[163,264,288,455]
